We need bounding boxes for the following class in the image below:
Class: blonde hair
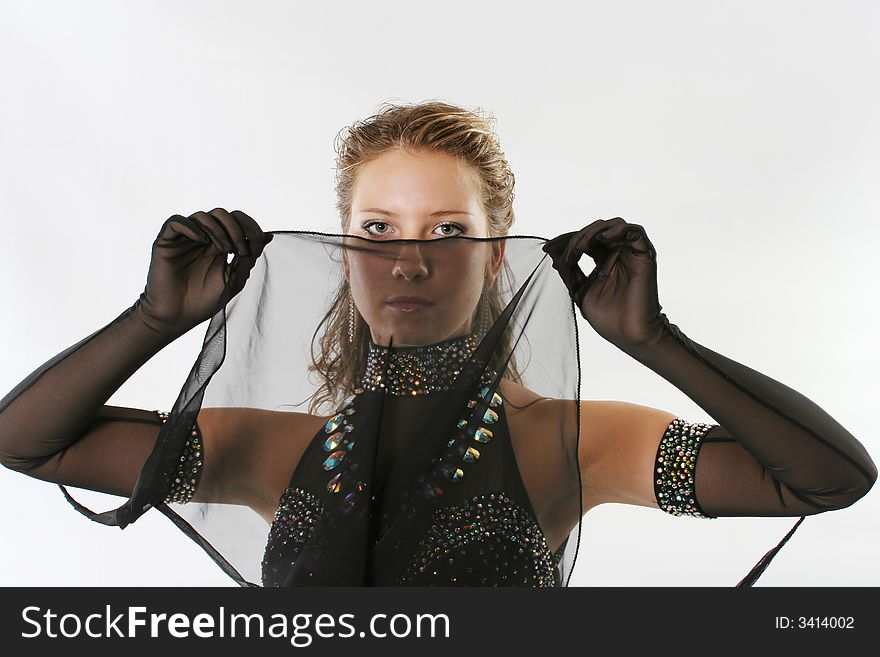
[306,100,524,415]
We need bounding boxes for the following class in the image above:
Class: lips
[386,296,433,312]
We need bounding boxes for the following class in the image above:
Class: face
[343,148,505,347]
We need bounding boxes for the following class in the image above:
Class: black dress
[259,334,566,587]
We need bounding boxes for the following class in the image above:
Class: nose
[391,242,430,280]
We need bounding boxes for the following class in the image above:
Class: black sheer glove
[0,210,270,513]
[543,217,877,515]
[543,218,877,583]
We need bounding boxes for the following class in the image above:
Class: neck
[359,329,494,396]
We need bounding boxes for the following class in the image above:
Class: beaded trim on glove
[155,410,203,505]
[653,418,716,519]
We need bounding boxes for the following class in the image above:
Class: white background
[1,0,878,586]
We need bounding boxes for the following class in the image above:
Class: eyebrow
[358,208,473,217]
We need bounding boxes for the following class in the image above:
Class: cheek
[346,259,372,302]
[436,249,488,295]
[347,251,384,283]
[464,247,491,286]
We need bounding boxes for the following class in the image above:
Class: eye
[361,221,466,238]
[362,220,391,237]
[434,222,466,237]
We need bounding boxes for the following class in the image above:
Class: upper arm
[193,406,320,510]
[577,400,679,510]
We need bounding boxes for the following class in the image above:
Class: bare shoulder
[192,406,329,520]
[497,377,553,415]
[498,376,618,425]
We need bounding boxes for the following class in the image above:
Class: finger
[190,211,234,254]
[230,209,273,256]
[225,210,263,278]
[541,231,577,258]
[208,207,250,257]
[224,252,256,296]
[543,230,576,249]
[544,226,605,301]
[564,220,630,296]
[550,255,588,303]
[562,218,623,265]
[596,221,656,260]
[545,243,590,302]
[565,260,590,304]
[544,222,625,304]
[620,223,657,259]
[578,218,651,266]
[592,217,630,244]
[157,215,211,248]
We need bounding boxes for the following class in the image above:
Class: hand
[542,217,667,349]
[135,208,273,336]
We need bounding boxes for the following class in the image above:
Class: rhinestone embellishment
[359,330,496,396]
[397,492,562,587]
[653,418,717,519]
[156,410,203,505]
[261,486,325,586]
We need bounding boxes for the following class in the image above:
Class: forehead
[352,149,481,206]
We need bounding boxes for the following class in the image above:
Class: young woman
[1,101,875,587]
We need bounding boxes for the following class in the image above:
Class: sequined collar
[358,330,493,396]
